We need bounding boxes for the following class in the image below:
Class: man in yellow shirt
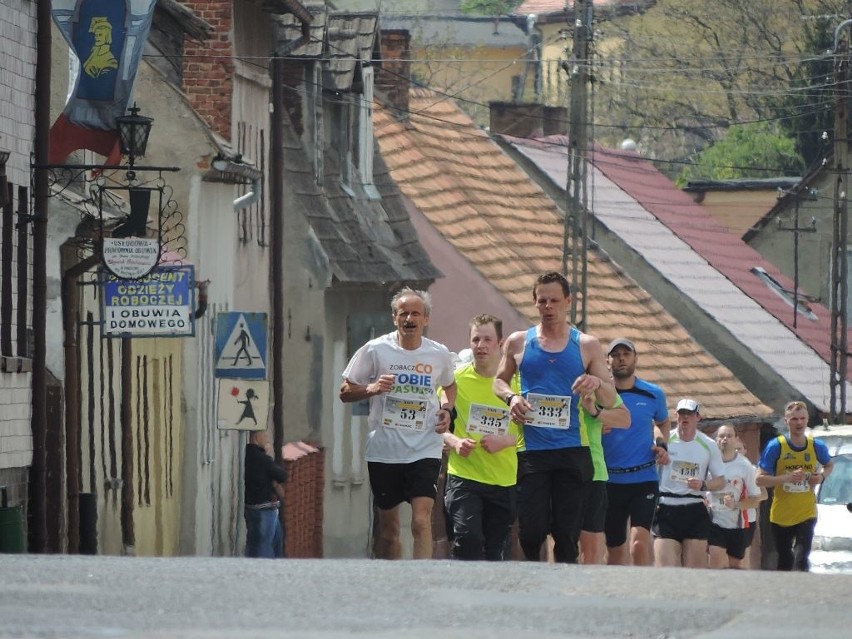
[757,400,834,571]
[442,315,520,560]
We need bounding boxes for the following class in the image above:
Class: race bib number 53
[382,396,427,431]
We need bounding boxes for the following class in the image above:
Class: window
[750,266,817,321]
[357,66,379,200]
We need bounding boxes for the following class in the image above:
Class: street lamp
[115,104,153,170]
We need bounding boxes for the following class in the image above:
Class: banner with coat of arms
[49,0,157,164]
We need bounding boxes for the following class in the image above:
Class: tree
[460,0,524,32]
[594,0,846,167]
[677,122,805,185]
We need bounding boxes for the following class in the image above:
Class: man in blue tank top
[493,272,630,563]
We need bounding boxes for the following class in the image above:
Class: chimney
[181,1,234,140]
[489,102,567,138]
[377,29,410,122]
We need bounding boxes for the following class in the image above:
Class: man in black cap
[602,337,670,566]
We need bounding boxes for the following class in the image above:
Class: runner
[339,288,456,559]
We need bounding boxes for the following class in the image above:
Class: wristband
[505,393,517,406]
[655,438,667,451]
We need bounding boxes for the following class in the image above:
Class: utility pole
[830,20,851,423]
[562,0,593,328]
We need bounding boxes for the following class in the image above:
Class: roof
[380,16,527,48]
[501,135,852,411]
[280,95,439,286]
[515,0,655,20]
[374,87,772,422]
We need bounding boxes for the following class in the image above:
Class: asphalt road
[1,555,851,638]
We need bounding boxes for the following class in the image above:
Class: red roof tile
[375,88,772,421]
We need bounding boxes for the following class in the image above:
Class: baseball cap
[676,398,700,413]
[607,338,636,355]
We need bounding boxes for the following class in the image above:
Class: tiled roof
[380,16,527,48]
[374,88,772,422]
[515,0,653,16]
[502,135,851,411]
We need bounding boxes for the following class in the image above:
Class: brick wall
[181,1,234,140]
[377,30,410,121]
[0,0,35,474]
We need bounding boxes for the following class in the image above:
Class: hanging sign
[102,237,160,279]
[100,265,195,338]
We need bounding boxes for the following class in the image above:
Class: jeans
[245,507,284,558]
[771,518,815,571]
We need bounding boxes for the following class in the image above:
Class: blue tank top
[519,326,585,450]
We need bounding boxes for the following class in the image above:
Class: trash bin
[0,485,25,553]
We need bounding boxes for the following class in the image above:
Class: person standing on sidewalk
[244,430,287,558]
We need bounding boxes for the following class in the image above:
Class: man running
[602,338,670,566]
[339,288,456,559]
[654,399,726,568]
[442,314,520,560]
[757,400,834,571]
[707,424,765,569]
[493,272,629,563]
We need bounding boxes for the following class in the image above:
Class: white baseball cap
[676,398,700,413]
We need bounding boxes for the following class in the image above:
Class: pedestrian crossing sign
[214,312,267,379]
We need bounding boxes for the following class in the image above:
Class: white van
[810,424,852,573]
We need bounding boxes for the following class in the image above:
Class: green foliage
[459,0,523,17]
[677,122,804,185]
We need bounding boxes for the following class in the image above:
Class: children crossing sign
[214,312,267,379]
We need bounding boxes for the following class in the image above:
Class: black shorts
[708,523,749,560]
[742,523,757,548]
[368,458,442,510]
[582,480,608,533]
[604,481,659,547]
[652,502,711,543]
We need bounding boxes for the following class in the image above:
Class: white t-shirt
[342,332,455,463]
[659,430,726,506]
[708,453,761,529]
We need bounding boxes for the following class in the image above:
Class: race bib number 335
[466,403,510,436]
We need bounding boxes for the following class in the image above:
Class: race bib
[782,477,809,493]
[382,396,428,431]
[466,403,510,437]
[711,491,734,510]
[670,461,700,483]
[526,393,571,429]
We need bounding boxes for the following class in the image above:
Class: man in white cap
[602,337,670,566]
[654,398,726,568]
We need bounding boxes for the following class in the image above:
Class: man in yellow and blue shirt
[757,400,833,571]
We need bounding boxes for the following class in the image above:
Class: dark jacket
[244,443,287,506]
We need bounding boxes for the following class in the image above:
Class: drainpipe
[29,0,52,553]
[62,254,100,554]
[210,154,263,212]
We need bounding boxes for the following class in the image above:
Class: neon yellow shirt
[579,395,624,482]
[447,363,520,487]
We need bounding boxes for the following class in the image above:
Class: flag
[49,0,157,164]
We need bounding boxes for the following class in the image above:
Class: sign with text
[102,237,160,279]
[100,265,195,338]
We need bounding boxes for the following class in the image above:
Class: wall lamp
[0,148,10,208]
